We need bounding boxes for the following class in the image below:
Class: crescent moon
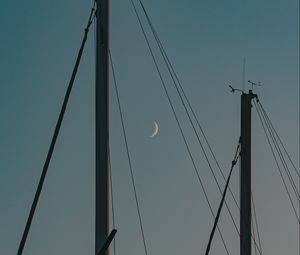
[150,121,159,138]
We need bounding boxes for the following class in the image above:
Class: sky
[0,0,299,254]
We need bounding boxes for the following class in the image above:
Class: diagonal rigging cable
[257,101,299,199]
[257,101,300,178]
[135,1,263,254]
[137,0,239,231]
[254,100,300,222]
[258,101,300,193]
[256,100,300,201]
[129,1,230,254]
[205,144,240,255]
[254,100,299,219]
[108,147,117,255]
[152,28,241,212]
[136,0,244,239]
[16,5,96,255]
[137,0,240,210]
[251,193,263,254]
[109,50,149,255]
[258,102,300,250]
[251,210,258,255]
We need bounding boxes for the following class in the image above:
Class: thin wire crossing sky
[0,0,299,254]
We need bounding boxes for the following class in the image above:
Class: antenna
[242,57,246,91]
[247,80,262,91]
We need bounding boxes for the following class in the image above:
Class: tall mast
[95,0,109,255]
[240,90,256,255]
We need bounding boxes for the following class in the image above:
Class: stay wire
[109,50,149,255]
[258,100,300,197]
[140,1,246,235]
[108,147,116,255]
[258,102,300,199]
[138,0,240,236]
[255,100,299,219]
[129,1,230,254]
[251,193,263,254]
[137,3,262,254]
[204,144,240,255]
[137,0,241,212]
[251,211,258,255]
[258,101,300,246]
[258,101,300,178]
[254,101,300,222]
[16,6,96,255]
[257,101,300,201]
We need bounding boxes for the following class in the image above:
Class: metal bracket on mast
[228,84,244,94]
[248,80,262,91]
[97,229,117,255]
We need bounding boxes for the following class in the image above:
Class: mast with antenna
[240,90,257,255]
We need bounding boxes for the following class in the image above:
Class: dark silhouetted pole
[240,90,256,255]
[95,0,109,255]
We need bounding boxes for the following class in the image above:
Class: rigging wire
[257,102,299,199]
[256,101,300,201]
[251,211,258,255]
[251,193,263,254]
[132,1,262,253]
[259,103,300,195]
[254,100,300,222]
[298,1,300,251]
[109,50,149,255]
[257,101,300,178]
[258,100,300,252]
[135,2,262,254]
[137,0,240,236]
[16,5,96,255]
[129,0,231,254]
[137,0,240,212]
[108,147,117,255]
[204,144,240,255]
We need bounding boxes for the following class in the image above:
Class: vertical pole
[240,90,256,255]
[95,0,109,255]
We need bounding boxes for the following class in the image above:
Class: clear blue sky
[0,0,298,254]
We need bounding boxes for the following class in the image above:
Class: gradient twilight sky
[0,0,299,254]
